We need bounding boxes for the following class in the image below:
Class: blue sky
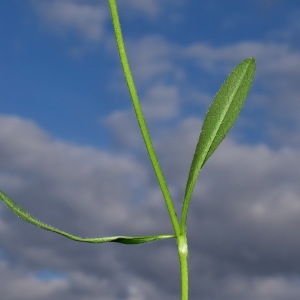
[1,0,300,299]
[1,0,295,148]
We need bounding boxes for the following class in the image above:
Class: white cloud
[126,35,176,86]
[103,110,142,149]
[119,0,160,18]
[142,84,181,120]
[204,274,300,300]
[30,0,185,45]
[2,106,300,299]
[31,0,108,42]
[0,115,165,235]
[127,37,300,147]
[119,0,185,18]
[0,114,175,298]
[0,260,68,300]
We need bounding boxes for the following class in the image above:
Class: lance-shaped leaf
[0,190,175,244]
[182,57,255,224]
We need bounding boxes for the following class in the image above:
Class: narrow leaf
[181,57,255,225]
[0,190,174,244]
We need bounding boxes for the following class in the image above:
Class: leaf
[0,190,175,244]
[182,57,255,220]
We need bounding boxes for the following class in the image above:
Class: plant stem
[178,234,189,300]
[108,1,189,299]
[108,0,180,238]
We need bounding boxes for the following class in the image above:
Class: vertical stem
[108,0,180,238]
[178,234,189,300]
[108,1,188,300]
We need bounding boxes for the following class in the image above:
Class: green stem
[108,1,189,299]
[108,0,180,238]
[180,176,197,234]
[178,234,189,300]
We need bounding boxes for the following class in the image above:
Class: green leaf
[181,57,255,226]
[0,190,175,244]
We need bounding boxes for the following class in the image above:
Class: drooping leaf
[182,57,255,223]
[0,190,175,244]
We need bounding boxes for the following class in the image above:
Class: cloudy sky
[1,0,300,299]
